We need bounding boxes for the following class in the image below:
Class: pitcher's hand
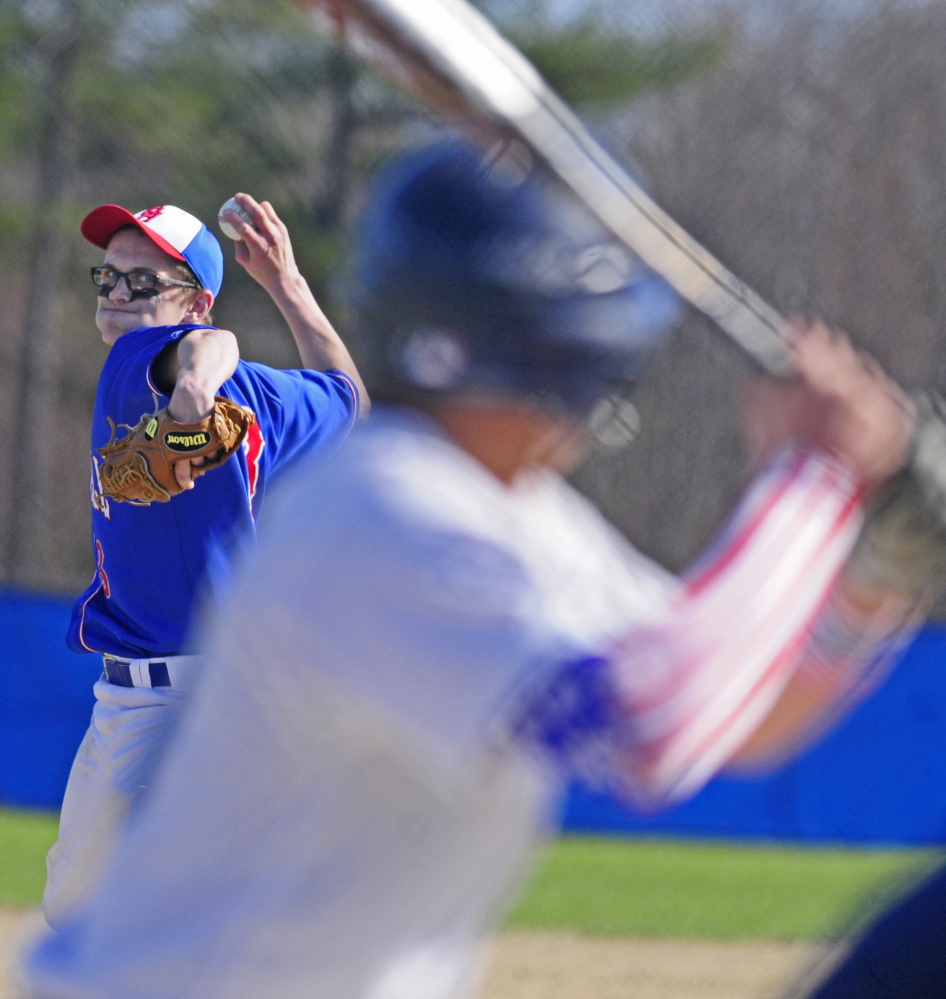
[221,193,300,295]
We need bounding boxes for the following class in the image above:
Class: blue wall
[2,589,946,842]
[563,628,946,845]
[0,590,101,809]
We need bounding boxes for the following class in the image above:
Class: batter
[26,142,930,999]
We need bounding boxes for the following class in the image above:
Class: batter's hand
[744,319,913,489]
[221,193,301,294]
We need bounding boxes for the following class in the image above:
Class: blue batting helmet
[354,140,684,417]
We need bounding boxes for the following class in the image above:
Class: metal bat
[307,0,793,376]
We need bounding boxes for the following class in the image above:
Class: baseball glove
[97,397,255,505]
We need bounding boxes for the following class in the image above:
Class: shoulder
[111,323,211,353]
[103,324,211,382]
[333,408,516,535]
[230,361,351,392]
[537,473,674,586]
[512,473,673,637]
[260,408,530,582]
[104,324,183,368]
[228,363,358,413]
[95,327,195,415]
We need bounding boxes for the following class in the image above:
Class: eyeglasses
[91,266,198,296]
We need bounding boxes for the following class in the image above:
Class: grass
[0,811,938,942]
[507,836,943,940]
[0,809,59,908]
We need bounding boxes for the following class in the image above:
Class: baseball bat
[305,0,794,376]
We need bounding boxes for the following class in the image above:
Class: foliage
[0,0,725,259]
[515,20,724,108]
[0,0,336,264]
[0,3,47,162]
[0,0,730,591]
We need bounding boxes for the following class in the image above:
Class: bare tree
[5,0,80,587]
[578,1,946,577]
[8,0,946,594]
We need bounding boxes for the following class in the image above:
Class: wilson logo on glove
[165,432,211,452]
[96,397,255,505]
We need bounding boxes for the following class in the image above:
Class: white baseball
[218,197,255,241]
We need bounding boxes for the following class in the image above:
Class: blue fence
[2,588,945,842]
[0,590,100,809]
[564,627,946,845]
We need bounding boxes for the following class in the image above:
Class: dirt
[482,932,824,999]
[0,909,45,998]
[0,910,825,999]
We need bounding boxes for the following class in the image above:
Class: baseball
[218,197,255,240]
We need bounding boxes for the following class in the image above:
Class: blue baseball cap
[81,204,224,298]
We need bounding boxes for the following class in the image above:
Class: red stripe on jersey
[76,578,105,653]
[243,419,264,506]
[616,459,859,720]
[610,445,864,804]
[333,371,361,429]
[684,448,808,599]
[95,539,111,599]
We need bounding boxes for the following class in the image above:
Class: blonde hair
[170,259,213,324]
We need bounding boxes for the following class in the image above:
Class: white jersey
[26,407,868,999]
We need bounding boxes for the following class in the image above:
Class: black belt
[103,656,172,689]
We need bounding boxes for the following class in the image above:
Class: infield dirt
[482,931,822,999]
[0,909,826,999]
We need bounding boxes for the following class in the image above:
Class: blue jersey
[69,324,359,659]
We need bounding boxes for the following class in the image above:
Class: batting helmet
[355,139,684,418]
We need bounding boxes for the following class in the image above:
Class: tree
[576,1,946,591]
[0,0,350,589]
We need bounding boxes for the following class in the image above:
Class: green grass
[0,811,938,942]
[0,809,59,908]
[507,836,942,940]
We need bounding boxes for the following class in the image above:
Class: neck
[429,399,587,485]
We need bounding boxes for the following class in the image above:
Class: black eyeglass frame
[91,266,199,294]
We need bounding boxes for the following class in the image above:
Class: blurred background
[7,0,946,590]
[1,0,946,967]
[0,3,945,994]
[2,0,946,815]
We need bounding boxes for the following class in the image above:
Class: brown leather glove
[97,397,255,505]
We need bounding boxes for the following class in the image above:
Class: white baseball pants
[42,676,183,929]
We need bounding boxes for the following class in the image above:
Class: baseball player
[791,859,946,998]
[41,197,364,930]
[790,735,946,997]
[25,142,943,999]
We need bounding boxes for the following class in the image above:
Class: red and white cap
[81,204,224,297]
